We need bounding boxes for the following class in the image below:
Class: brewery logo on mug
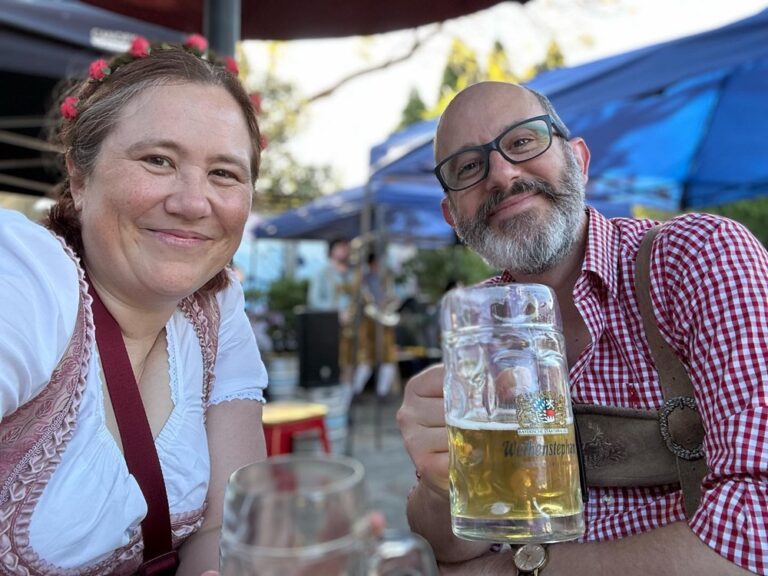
[516,392,567,435]
[533,396,557,423]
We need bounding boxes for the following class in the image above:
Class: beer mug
[440,283,584,543]
[220,454,438,576]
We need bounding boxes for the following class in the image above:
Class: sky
[242,0,766,191]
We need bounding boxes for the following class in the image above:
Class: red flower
[184,34,208,54]
[60,96,79,120]
[88,59,110,81]
[223,56,239,75]
[249,92,262,115]
[130,36,151,58]
[259,134,268,150]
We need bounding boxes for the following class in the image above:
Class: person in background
[308,237,355,387]
[353,251,400,397]
[0,37,267,575]
[397,81,767,575]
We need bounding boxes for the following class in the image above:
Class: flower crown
[59,34,242,121]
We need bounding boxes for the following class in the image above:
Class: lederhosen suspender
[574,225,708,518]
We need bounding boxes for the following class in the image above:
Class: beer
[441,284,585,542]
[447,419,584,543]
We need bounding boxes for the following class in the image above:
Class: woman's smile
[146,227,213,247]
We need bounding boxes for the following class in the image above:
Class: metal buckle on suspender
[658,396,705,461]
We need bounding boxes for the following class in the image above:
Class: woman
[0,38,266,575]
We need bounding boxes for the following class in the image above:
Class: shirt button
[602,495,614,505]
[628,386,639,407]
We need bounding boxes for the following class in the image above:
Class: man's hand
[396,363,450,495]
[397,364,495,564]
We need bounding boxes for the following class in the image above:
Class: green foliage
[532,41,565,76]
[636,197,768,247]
[266,276,308,317]
[257,150,336,213]
[398,87,428,130]
[263,276,309,353]
[399,246,495,303]
[433,38,483,115]
[486,40,519,83]
[242,287,263,305]
[440,38,481,95]
[398,37,565,129]
[700,197,768,247]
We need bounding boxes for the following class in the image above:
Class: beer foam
[446,416,574,430]
[446,417,519,431]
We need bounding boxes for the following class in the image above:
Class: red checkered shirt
[489,207,768,574]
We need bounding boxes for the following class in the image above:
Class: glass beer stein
[220,454,439,576]
[440,283,584,543]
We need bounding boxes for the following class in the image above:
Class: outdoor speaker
[297,310,340,388]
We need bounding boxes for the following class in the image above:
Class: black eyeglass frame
[434,114,571,193]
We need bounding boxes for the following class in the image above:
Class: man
[308,237,354,385]
[397,81,767,575]
[308,237,353,313]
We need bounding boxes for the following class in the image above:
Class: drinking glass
[220,454,438,575]
[441,283,584,543]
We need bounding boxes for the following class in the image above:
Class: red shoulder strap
[87,279,178,574]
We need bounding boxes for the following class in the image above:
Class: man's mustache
[477,178,559,222]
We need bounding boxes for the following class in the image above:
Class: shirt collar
[495,206,621,298]
[581,206,620,298]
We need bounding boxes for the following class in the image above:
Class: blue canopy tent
[0,0,184,196]
[371,7,768,212]
[252,114,628,243]
[0,0,184,79]
[252,180,455,247]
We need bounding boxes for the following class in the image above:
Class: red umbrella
[0,0,522,197]
[80,0,516,40]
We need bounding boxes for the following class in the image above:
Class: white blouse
[0,209,267,568]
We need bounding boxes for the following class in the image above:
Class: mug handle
[368,529,439,576]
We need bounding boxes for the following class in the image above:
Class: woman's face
[71,82,253,306]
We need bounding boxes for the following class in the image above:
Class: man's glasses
[434,114,570,193]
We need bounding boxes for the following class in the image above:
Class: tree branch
[304,26,442,105]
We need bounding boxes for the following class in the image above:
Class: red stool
[262,401,330,455]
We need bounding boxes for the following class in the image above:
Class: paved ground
[347,393,415,532]
[289,388,416,532]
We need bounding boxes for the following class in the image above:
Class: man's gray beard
[449,146,586,275]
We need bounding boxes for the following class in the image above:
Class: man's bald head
[434,81,567,163]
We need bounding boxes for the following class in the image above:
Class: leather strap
[88,279,179,574]
[574,404,679,487]
[634,225,708,517]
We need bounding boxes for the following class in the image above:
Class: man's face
[330,241,351,264]
[435,83,588,275]
[448,142,586,275]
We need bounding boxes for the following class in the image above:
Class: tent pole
[204,0,240,56]
[373,205,389,450]
[353,180,375,363]
[346,180,375,454]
